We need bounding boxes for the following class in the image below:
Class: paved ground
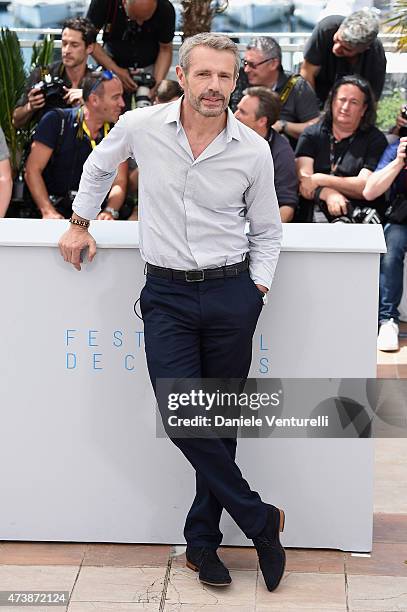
[0,338,406,612]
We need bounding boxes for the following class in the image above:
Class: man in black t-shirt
[229,36,320,149]
[295,75,387,222]
[87,0,175,106]
[300,10,386,107]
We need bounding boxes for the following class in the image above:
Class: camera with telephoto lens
[129,68,156,108]
[330,202,381,224]
[33,74,65,101]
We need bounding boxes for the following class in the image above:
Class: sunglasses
[241,57,275,70]
[89,69,115,94]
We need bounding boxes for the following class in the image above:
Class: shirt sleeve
[86,0,108,30]
[72,112,133,220]
[32,109,63,150]
[272,135,298,208]
[375,141,398,171]
[366,42,387,101]
[303,15,340,65]
[295,124,318,159]
[244,140,283,289]
[157,0,176,43]
[361,129,388,172]
[293,78,320,122]
[0,127,9,161]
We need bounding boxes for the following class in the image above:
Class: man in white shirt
[59,33,284,593]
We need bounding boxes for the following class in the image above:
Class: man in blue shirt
[25,72,127,220]
[363,136,407,351]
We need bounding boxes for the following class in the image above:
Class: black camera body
[400,105,407,139]
[34,74,65,101]
[330,202,381,224]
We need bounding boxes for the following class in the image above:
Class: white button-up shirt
[73,97,282,288]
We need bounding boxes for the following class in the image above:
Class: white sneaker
[377,319,399,351]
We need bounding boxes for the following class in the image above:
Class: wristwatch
[104,207,120,219]
[280,120,288,135]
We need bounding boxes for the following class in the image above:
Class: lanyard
[82,120,110,149]
[329,133,355,174]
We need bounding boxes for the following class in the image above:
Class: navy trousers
[140,269,268,548]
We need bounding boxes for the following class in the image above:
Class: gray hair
[339,9,380,47]
[246,36,282,64]
[179,32,240,78]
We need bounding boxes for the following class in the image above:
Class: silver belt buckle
[185,269,205,282]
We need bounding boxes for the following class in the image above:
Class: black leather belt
[146,258,249,282]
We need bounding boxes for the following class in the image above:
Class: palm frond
[31,35,55,71]
[0,28,26,171]
[384,0,407,51]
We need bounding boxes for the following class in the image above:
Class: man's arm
[363,138,407,200]
[307,167,373,199]
[98,160,128,219]
[245,141,283,291]
[0,158,12,217]
[90,43,136,92]
[274,116,320,141]
[13,88,46,129]
[299,59,320,91]
[153,43,173,90]
[59,114,133,270]
[279,206,294,222]
[24,141,64,219]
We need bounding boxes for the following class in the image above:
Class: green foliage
[31,34,54,72]
[376,89,405,131]
[0,28,27,171]
[0,29,54,173]
[385,0,407,51]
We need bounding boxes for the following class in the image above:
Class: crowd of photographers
[0,4,407,350]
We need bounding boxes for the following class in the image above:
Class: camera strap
[329,133,355,174]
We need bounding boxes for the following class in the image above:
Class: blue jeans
[379,223,407,323]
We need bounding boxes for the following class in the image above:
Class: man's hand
[58,226,97,271]
[396,136,407,168]
[63,87,83,106]
[115,67,137,92]
[97,210,116,220]
[42,209,64,219]
[324,188,349,216]
[256,284,268,294]
[299,173,319,200]
[27,87,46,111]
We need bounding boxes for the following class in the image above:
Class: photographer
[363,117,407,351]
[13,17,97,130]
[86,0,175,109]
[24,72,127,220]
[295,75,387,223]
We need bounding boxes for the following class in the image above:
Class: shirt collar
[165,95,241,142]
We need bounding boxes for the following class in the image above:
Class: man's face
[94,78,125,123]
[243,48,278,86]
[61,28,92,68]
[176,46,237,118]
[332,84,367,131]
[234,94,264,135]
[123,0,156,21]
[332,29,368,58]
